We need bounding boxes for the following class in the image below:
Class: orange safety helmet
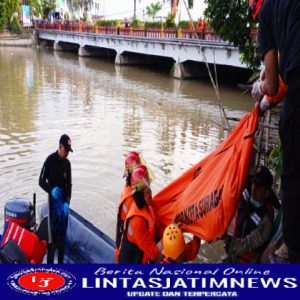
[124,151,141,175]
[162,224,185,261]
[249,0,264,21]
[131,164,150,191]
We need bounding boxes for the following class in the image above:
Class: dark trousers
[280,97,300,263]
[47,233,65,263]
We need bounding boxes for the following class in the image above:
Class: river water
[0,46,253,262]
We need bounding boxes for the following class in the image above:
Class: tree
[29,0,43,18]
[204,0,260,71]
[0,0,19,31]
[0,0,8,31]
[41,0,56,19]
[146,2,163,21]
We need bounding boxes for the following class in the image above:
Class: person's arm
[39,159,51,194]
[129,216,162,262]
[252,2,280,103]
[184,236,201,262]
[66,161,72,203]
[228,213,273,257]
[260,49,279,96]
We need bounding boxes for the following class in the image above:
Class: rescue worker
[118,164,162,263]
[224,166,280,263]
[115,151,141,262]
[196,18,202,39]
[39,134,73,263]
[162,224,200,263]
[250,0,300,262]
[188,20,193,39]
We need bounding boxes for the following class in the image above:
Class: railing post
[178,28,182,38]
[130,26,133,36]
[160,27,164,38]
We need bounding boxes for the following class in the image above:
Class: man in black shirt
[39,134,73,263]
[251,0,300,262]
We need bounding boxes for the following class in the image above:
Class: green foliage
[0,1,8,31]
[204,0,261,71]
[130,18,143,28]
[144,21,163,29]
[96,20,119,27]
[41,0,56,19]
[29,0,43,17]
[146,2,162,21]
[165,13,176,28]
[268,144,282,174]
[5,0,19,19]
[0,0,19,31]
[178,20,197,29]
[8,15,22,34]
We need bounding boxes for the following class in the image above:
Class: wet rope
[182,0,231,131]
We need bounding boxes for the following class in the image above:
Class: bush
[96,20,119,27]
[8,16,22,34]
[144,21,163,29]
[165,13,176,28]
[130,19,143,28]
[178,20,197,29]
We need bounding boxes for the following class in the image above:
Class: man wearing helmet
[115,151,141,262]
[251,0,300,263]
[118,164,162,263]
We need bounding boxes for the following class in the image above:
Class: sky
[101,0,206,21]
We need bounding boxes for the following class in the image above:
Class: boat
[0,198,115,264]
[40,204,115,263]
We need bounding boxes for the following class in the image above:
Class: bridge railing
[35,21,223,41]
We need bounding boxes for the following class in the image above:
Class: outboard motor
[4,198,34,230]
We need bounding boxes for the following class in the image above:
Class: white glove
[251,80,264,102]
[259,95,270,113]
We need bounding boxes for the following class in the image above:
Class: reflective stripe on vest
[1,221,46,263]
[121,202,156,263]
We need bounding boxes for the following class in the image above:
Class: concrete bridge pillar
[53,42,64,51]
[115,53,129,65]
[171,62,192,79]
[78,46,92,57]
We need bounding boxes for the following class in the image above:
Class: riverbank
[0,31,36,47]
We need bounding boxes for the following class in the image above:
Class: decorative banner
[0,264,299,299]
[21,5,31,27]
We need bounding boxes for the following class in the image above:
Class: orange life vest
[1,221,47,263]
[115,185,134,262]
[118,202,156,264]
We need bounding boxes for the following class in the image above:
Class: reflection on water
[0,47,253,262]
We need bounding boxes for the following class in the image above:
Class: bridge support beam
[171,62,192,79]
[78,46,92,57]
[53,42,64,51]
[115,53,130,65]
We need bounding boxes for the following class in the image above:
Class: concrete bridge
[36,27,247,79]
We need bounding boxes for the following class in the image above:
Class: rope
[182,0,231,131]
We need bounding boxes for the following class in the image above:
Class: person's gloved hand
[259,95,270,114]
[63,202,69,216]
[51,187,59,199]
[251,79,264,102]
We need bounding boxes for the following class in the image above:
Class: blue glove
[51,187,64,201]
[63,202,69,216]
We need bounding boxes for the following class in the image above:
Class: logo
[7,267,76,296]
